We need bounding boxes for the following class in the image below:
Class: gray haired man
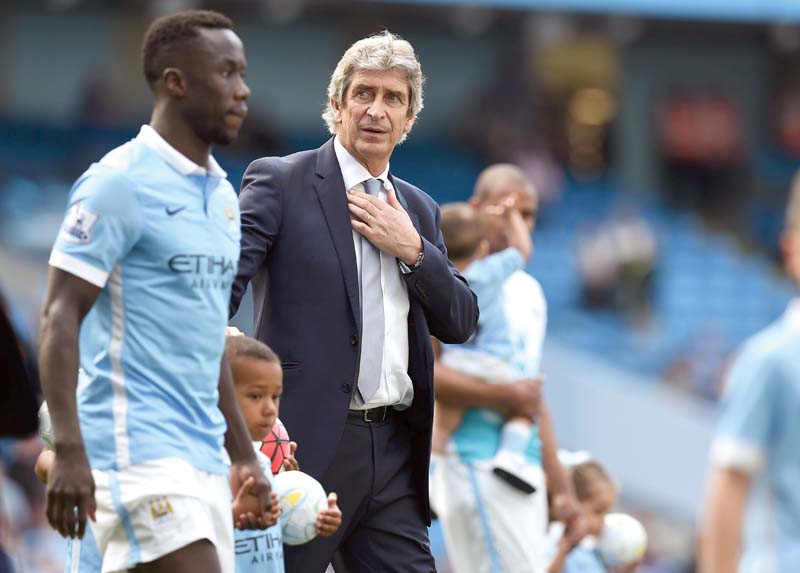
[229,31,479,572]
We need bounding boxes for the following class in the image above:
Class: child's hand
[232,477,281,529]
[315,492,342,537]
[232,476,263,530]
[265,491,281,527]
[225,326,245,337]
[282,442,300,471]
[481,193,519,218]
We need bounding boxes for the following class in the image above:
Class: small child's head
[571,460,617,537]
[225,335,283,442]
[441,202,489,268]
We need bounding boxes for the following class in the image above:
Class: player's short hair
[786,170,800,231]
[142,10,234,86]
[473,164,534,204]
[571,460,614,501]
[225,335,280,366]
[441,202,485,260]
[322,30,425,143]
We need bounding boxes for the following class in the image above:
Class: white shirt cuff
[710,436,765,474]
[49,250,109,288]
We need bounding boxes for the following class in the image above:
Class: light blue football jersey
[450,261,547,465]
[64,527,102,573]
[49,125,240,475]
[456,247,525,361]
[233,448,284,573]
[711,300,800,573]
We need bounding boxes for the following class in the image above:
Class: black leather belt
[348,406,391,422]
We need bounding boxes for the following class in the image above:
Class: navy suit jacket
[230,138,478,523]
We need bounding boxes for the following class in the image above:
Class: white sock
[498,420,532,456]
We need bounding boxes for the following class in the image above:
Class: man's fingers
[76,498,88,539]
[351,219,372,236]
[348,203,373,224]
[386,187,404,211]
[289,441,297,455]
[46,488,60,534]
[349,190,383,209]
[88,497,97,522]
[327,492,338,508]
[60,491,77,538]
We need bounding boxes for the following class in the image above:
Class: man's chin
[355,140,393,160]
[212,130,239,146]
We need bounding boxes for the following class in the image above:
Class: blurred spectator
[1,438,64,573]
[576,210,657,325]
[0,291,37,439]
[664,325,734,401]
[76,70,120,128]
[659,91,746,225]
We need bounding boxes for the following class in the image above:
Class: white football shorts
[431,454,548,573]
[90,458,233,573]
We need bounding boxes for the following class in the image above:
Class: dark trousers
[284,413,436,573]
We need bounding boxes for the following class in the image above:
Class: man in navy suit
[229,31,478,572]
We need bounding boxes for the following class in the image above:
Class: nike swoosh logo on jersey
[165,206,187,216]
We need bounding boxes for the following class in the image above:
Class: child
[546,456,638,573]
[225,334,342,572]
[433,196,538,492]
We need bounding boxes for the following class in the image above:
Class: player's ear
[162,68,187,98]
[477,239,490,259]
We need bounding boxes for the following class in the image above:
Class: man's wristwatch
[398,245,424,275]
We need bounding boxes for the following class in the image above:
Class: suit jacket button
[341,383,352,394]
[350,335,358,346]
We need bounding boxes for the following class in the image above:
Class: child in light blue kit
[225,335,342,573]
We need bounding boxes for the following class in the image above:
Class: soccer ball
[260,418,291,475]
[597,513,647,569]
[274,470,327,546]
[38,401,54,450]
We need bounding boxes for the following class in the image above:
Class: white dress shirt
[333,136,414,409]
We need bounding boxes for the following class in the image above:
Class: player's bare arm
[218,354,274,526]
[700,466,750,573]
[539,402,582,526]
[434,359,541,421]
[39,267,101,539]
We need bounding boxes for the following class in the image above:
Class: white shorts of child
[89,457,233,573]
[430,454,548,573]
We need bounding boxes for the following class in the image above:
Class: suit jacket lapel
[388,173,420,232]
[313,138,361,329]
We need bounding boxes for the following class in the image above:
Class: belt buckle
[363,407,386,423]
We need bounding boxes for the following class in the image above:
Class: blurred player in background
[700,173,800,573]
[432,164,581,573]
[225,335,342,572]
[37,10,272,573]
[433,196,536,491]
